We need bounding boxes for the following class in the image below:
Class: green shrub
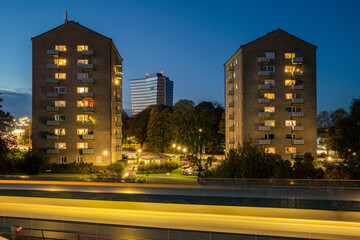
[137,161,178,173]
[48,162,103,174]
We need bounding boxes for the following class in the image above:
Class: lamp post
[103,151,108,165]
[198,128,203,160]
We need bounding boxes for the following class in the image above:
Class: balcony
[227,66,234,72]
[82,107,94,112]
[228,90,234,95]
[46,135,59,140]
[47,92,59,98]
[116,109,122,114]
[228,102,234,107]
[82,134,94,140]
[292,57,303,64]
[292,139,304,145]
[259,139,271,145]
[82,121,94,126]
[116,134,122,139]
[116,121,122,127]
[82,50,94,56]
[115,72,122,77]
[46,120,59,126]
[292,85,304,91]
[258,98,270,105]
[47,50,59,57]
[82,92,94,98]
[115,97,122,102]
[258,126,271,132]
[257,57,270,64]
[258,71,270,78]
[46,106,59,112]
[258,84,271,91]
[229,126,234,132]
[228,114,234,120]
[46,78,59,85]
[291,112,304,118]
[291,98,304,105]
[227,78,234,83]
[46,149,59,155]
[292,71,303,78]
[82,64,94,71]
[292,126,304,131]
[81,148,94,155]
[258,112,270,118]
[47,64,58,70]
[116,145,122,152]
[82,78,94,85]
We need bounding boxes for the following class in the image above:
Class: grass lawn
[137,168,197,178]
[38,173,97,178]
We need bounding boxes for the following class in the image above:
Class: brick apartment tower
[32,21,123,164]
[225,29,317,160]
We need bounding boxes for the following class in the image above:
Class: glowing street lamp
[183,148,187,153]
[138,149,142,153]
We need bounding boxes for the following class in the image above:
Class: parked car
[122,154,128,160]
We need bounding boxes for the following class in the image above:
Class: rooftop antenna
[64,11,69,23]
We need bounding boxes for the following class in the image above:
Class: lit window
[115,79,120,85]
[77,87,89,93]
[54,101,66,107]
[77,115,89,121]
[264,80,275,86]
[285,53,295,59]
[286,147,296,153]
[55,45,67,51]
[285,66,295,73]
[77,45,89,51]
[285,93,295,99]
[77,59,89,66]
[264,107,275,113]
[285,120,296,126]
[265,147,275,154]
[55,142,66,149]
[264,52,275,59]
[285,80,296,86]
[77,73,89,80]
[263,66,275,72]
[77,99,94,107]
[77,129,88,135]
[264,93,275,99]
[55,129,66,135]
[77,142,88,149]
[54,59,67,65]
[55,115,65,121]
[265,120,275,126]
[96,156,103,163]
[55,73,66,79]
[54,87,66,93]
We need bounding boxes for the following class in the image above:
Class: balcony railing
[116,109,122,114]
[82,92,94,98]
[82,121,94,126]
[81,148,94,155]
[258,71,270,77]
[228,114,234,119]
[46,106,59,112]
[82,50,94,56]
[228,102,234,107]
[47,64,59,70]
[292,71,303,78]
[116,145,122,152]
[258,98,270,105]
[115,97,122,102]
[46,148,59,155]
[228,90,234,95]
[229,126,235,132]
[259,139,271,145]
[46,120,59,126]
[258,84,271,91]
[292,139,304,145]
[82,107,94,112]
[227,78,234,83]
[116,121,122,127]
[292,85,304,91]
[82,64,94,70]
[47,92,59,98]
[47,50,59,57]
[46,78,59,84]
[115,72,122,77]
[46,135,59,140]
[292,126,304,131]
[227,66,234,72]
[116,134,122,139]
[291,112,304,118]
[82,78,94,85]
[258,112,271,118]
[292,57,303,64]
[291,98,304,105]
[258,126,271,131]
[82,134,94,140]
[257,57,270,64]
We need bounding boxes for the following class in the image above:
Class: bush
[137,161,178,173]
[48,162,103,174]
[21,150,49,175]
[293,153,325,179]
[107,161,125,175]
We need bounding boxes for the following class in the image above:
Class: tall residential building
[32,21,123,165]
[225,29,317,160]
[130,73,173,115]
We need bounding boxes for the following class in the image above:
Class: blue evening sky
[0,0,359,117]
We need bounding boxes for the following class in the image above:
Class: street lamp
[103,151,108,165]
[183,148,187,153]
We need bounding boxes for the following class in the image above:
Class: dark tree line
[123,100,225,154]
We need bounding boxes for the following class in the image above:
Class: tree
[293,153,324,179]
[147,107,171,152]
[317,111,331,153]
[20,150,49,175]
